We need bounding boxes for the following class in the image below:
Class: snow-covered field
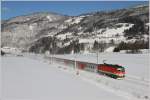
[1,53,149,100]
[49,53,150,100]
[1,56,130,100]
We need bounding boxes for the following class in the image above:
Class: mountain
[1,12,68,49]
[1,5,149,54]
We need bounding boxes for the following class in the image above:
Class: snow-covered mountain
[1,12,68,49]
[1,5,149,54]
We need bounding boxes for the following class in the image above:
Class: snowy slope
[1,12,67,50]
[64,16,84,25]
[2,56,129,100]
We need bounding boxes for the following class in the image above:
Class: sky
[1,1,149,20]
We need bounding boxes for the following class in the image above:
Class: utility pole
[97,51,98,64]
[75,52,79,75]
[50,42,53,64]
[95,26,99,64]
[73,41,79,75]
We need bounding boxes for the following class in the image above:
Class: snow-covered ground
[48,53,149,100]
[1,56,131,100]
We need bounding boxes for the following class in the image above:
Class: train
[47,56,125,79]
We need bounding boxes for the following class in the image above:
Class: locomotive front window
[117,68,123,71]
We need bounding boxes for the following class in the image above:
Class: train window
[117,68,122,71]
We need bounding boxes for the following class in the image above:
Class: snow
[1,47,21,54]
[73,17,83,24]
[95,23,134,43]
[62,42,70,47]
[29,25,33,30]
[29,23,37,31]
[58,24,67,29]
[65,18,72,23]
[104,46,115,52]
[97,23,133,37]
[65,17,83,25]
[46,16,52,21]
[48,53,149,100]
[1,56,129,100]
[146,23,150,26]
[79,38,96,43]
[72,23,136,45]
[120,49,150,54]
[54,63,149,100]
[57,32,72,40]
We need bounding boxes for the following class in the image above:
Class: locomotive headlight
[117,73,123,76]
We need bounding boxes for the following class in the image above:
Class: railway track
[125,75,149,87]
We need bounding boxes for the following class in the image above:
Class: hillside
[1,5,149,54]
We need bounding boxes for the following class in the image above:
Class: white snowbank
[104,46,115,52]
[1,47,21,54]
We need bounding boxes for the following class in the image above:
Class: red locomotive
[97,64,125,79]
[77,61,125,79]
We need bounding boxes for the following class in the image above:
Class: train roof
[53,57,125,69]
[99,63,125,69]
